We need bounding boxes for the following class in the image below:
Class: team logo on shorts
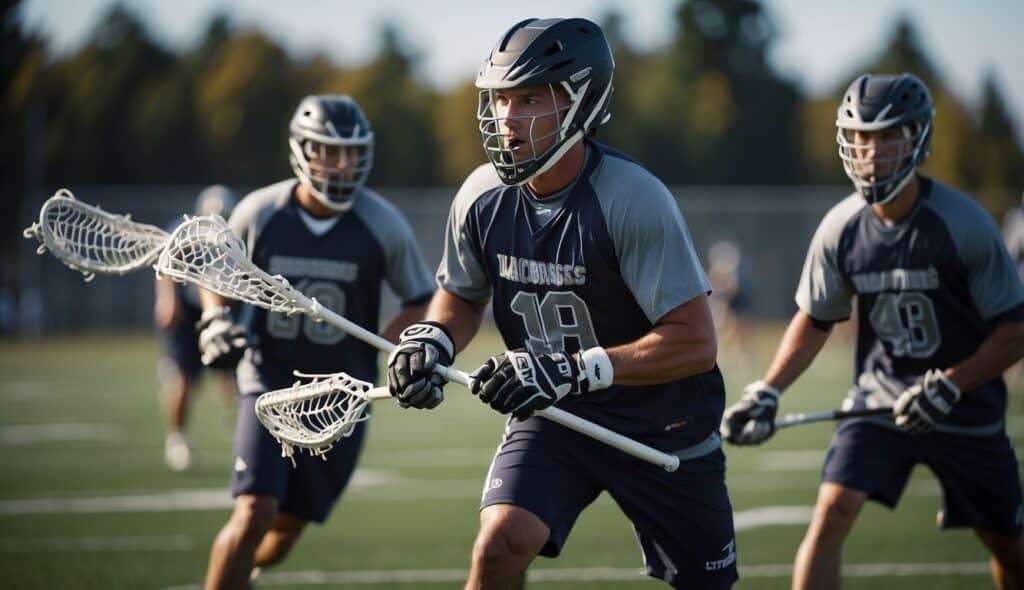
[234,456,248,472]
[704,538,736,571]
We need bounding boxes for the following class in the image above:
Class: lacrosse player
[199,94,435,589]
[387,18,737,589]
[721,73,1024,589]
[154,185,239,471]
[1005,193,1024,283]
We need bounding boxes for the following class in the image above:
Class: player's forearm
[381,304,428,343]
[425,289,488,354]
[199,288,228,312]
[761,311,831,392]
[945,319,1024,391]
[606,295,717,385]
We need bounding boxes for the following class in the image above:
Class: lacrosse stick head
[22,189,169,281]
[155,215,315,315]
[255,371,388,459]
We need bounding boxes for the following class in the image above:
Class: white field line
[162,561,991,589]
[0,535,191,552]
[0,422,121,445]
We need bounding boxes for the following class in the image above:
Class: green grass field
[1,323,1021,589]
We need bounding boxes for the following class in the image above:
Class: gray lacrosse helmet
[194,184,237,218]
[288,95,374,212]
[836,73,934,205]
[476,18,614,186]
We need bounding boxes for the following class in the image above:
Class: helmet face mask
[475,18,614,186]
[288,95,374,212]
[837,121,930,205]
[477,84,575,180]
[835,73,934,205]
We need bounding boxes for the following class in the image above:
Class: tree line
[3,0,1023,259]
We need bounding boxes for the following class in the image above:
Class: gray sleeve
[436,165,498,302]
[795,196,861,321]
[227,180,291,255]
[594,160,709,324]
[937,195,1024,320]
[357,191,435,304]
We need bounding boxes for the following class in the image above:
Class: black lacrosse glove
[387,321,454,410]
[469,348,592,420]
[721,380,781,445]
[893,369,961,435]
[197,306,249,369]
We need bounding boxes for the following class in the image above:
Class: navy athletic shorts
[158,306,204,378]
[231,393,367,523]
[822,419,1023,536]
[481,416,738,589]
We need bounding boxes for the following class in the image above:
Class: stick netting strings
[23,189,170,280]
[156,215,315,315]
[255,372,376,461]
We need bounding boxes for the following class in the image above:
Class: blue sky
[17,0,1024,132]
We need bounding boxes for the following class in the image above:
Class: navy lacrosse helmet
[289,95,374,212]
[836,73,934,205]
[476,18,614,185]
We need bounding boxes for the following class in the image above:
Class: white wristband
[579,346,614,391]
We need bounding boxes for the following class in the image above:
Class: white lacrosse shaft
[23,189,170,281]
[775,407,891,430]
[157,216,681,472]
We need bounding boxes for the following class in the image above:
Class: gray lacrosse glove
[721,380,781,445]
[893,369,961,434]
[386,321,453,410]
[469,347,613,420]
[197,306,249,369]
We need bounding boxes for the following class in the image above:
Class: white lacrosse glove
[386,321,454,410]
[469,347,613,420]
[721,380,781,445]
[893,369,961,435]
[197,306,249,369]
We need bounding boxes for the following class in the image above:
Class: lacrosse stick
[156,215,683,472]
[23,189,170,281]
[255,372,391,460]
[775,407,892,430]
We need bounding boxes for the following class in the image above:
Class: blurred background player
[197,94,435,589]
[388,18,736,589]
[721,73,1024,590]
[705,238,754,380]
[1002,192,1024,387]
[154,185,239,471]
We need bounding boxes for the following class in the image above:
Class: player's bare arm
[425,288,489,353]
[604,293,716,385]
[761,310,834,392]
[944,318,1024,391]
[380,303,429,344]
[154,274,182,329]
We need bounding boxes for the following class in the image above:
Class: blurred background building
[4,0,1022,333]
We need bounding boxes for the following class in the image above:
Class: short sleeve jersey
[439,141,723,448]
[230,180,435,395]
[797,178,1024,431]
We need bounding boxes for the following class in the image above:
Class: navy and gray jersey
[230,180,435,395]
[440,141,723,448]
[797,177,1024,432]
